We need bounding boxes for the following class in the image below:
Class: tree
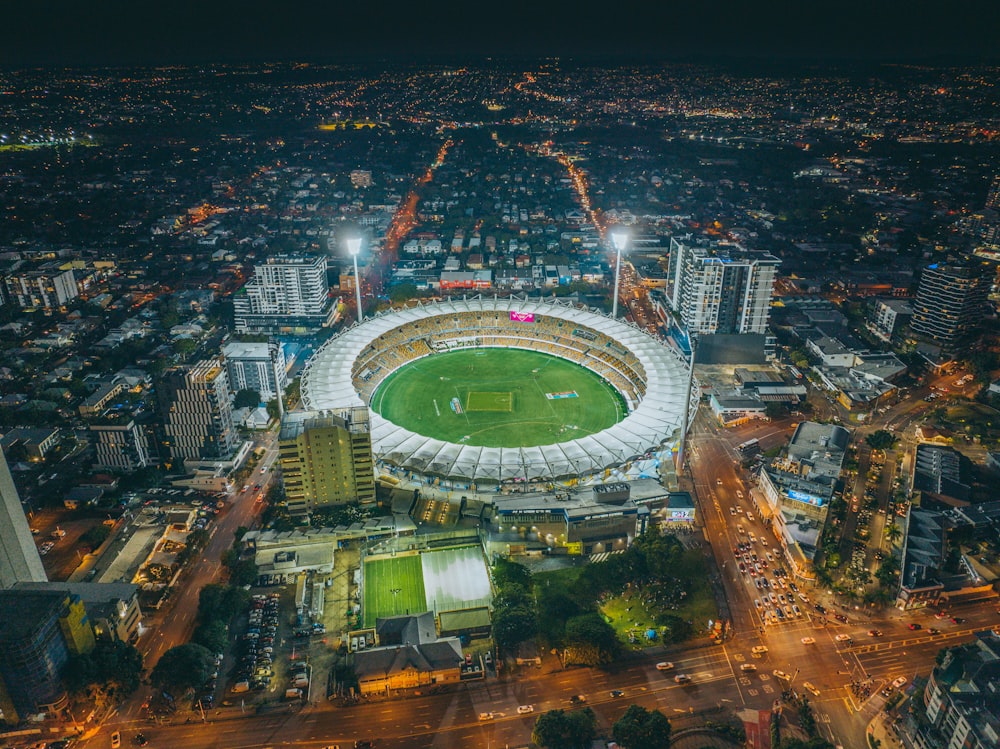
[233,389,261,409]
[79,524,111,550]
[64,640,144,698]
[532,708,597,749]
[563,613,620,666]
[884,522,903,545]
[493,604,537,651]
[866,430,897,451]
[612,704,672,749]
[150,643,215,694]
[192,620,229,654]
[492,558,533,591]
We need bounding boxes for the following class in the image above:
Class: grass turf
[370,348,626,448]
[363,555,427,627]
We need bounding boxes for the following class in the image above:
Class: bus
[736,438,761,459]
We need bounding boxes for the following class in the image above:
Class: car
[868,629,883,637]
[800,637,816,645]
[951,617,966,624]
[803,681,821,697]
[517,705,534,714]
[833,614,848,623]
[835,634,853,642]
[928,628,940,635]
[321,746,341,749]
[908,623,921,630]
[892,676,908,689]
[610,689,625,697]
[354,742,375,749]
[479,712,494,721]
[730,507,737,515]
[773,670,790,681]
[673,674,691,684]
[740,663,757,672]
[111,732,122,749]
[754,599,762,610]
[935,611,949,619]
[751,646,769,655]
[717,478,723,485]
[569,695,587,704]
[655,662,674,671]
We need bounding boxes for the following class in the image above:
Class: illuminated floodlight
[609,227,629,319]
[345,236,364,321]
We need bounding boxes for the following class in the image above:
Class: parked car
[517,705,534,714]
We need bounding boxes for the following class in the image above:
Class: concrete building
[0,448,46,589]
[90,419,152,471]
[911,264,990,350]
[278,408,376,514]
[2,266,79,310]
[756,422,850,579]
[157,357,237,463]
[903,630,1000,749]
[15,582,142,646]
[668,238,780,336]
[868,297,913,342]
[234,254,337,335]
[0,589,94,724]
[223,340,287,401]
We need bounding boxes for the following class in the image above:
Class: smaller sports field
[421,546,492,614]
[363,554,426,627]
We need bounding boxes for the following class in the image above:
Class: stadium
[300,296,693,488]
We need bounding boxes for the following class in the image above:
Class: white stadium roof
[300,296,690,483]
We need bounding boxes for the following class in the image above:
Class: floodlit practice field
[363,554,426,627]
[421,547,492,614]
[370,348,626,447]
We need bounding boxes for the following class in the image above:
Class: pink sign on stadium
[509,311,535,323]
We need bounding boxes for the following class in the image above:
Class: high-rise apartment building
[278,408,375,514]
[0,589,95,724]
[233,255,336,335]
[911,263,990,350]
[222,341,287,401]
[90,419,152,471]
[2,266,79,310]
[0,449,46,590]
[157,357,237,463]
[668,238,780,336]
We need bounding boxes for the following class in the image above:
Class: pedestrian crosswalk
[589,549,625,563]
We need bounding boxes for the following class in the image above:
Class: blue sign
[787,489,824,507]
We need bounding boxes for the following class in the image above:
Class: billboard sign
[787,489,824,507]
[509,310,535,323]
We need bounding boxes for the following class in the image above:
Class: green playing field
[369,348,626,448]
[363,555,426,627]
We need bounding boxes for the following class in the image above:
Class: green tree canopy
[492,558,533,591]
[233,389,261,409]
[64,640,144,697]
[531,708,597,749]
[865,430,897,451]
[563,613,620,666]
[612,704,672,749]
[192,619,229,654]
[150,643,215,694]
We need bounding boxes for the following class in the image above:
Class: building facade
[868,297,913,342]
[911,264,990,350]
[90,419,152,471]
[0,590,94,724]
[222,341,287,401]
[157,357,237,463]
[1,266,79,310]
[278,408,376,513]
[0,448,46,589]
[755,422,850,579]
[233,255,336,335]
[668,238,780,336]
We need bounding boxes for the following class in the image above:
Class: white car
[751,646,769,655]
[479,712,494,721]
[835,634,853,642]
[803,681,821,696]
[892,676,908,689]
[517,705,534,714]
[655,662,674,671]
[800,637,816,645]
[773,670,791,681]
[740,663,757,672]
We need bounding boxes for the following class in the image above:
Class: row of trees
[531,704,671,749]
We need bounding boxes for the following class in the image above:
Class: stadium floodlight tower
[609,227,629,319]
[345,236,364,322]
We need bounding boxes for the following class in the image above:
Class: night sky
[1,0,998,66]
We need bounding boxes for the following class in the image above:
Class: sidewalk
[868,711,903,749]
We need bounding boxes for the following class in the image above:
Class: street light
[345,236,364,322]
[609,227,628,319]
